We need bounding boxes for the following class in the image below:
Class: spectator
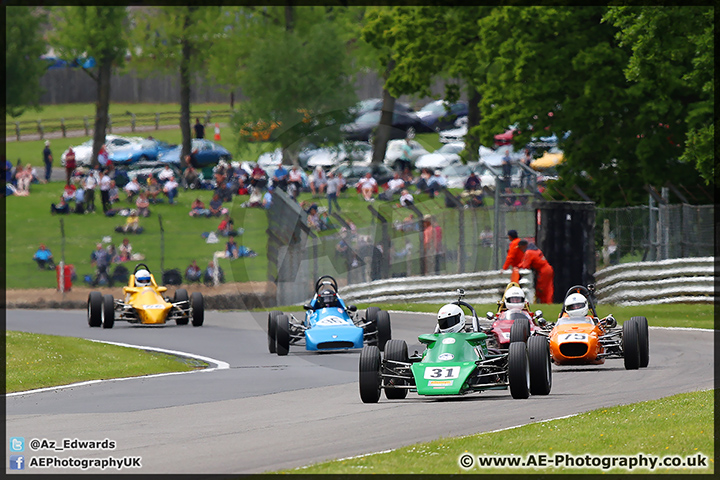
[158,164,174,183]
[118,237,133,262]
[306,204,322,231]
[502,229,524,282]
[217,214,235,236]
[194,118,205,139]
[189,197,210,217]
[209,193,225,216]
[90,243,111,285]
[62,182,77,202]
[288,165,303,198]
[116,210,142,234]
[123,177,142,202]
[73,181,86,213]
[397,137,413,172]
[135,192,151,217]
[64,147,76,185]
[226,235,240,259]
[250,164,267,190]
[310,166,326,196]
[185,260,202,283]
[97,145,109,168]
[326,171,341,215]
[357,172,377,202]
[464,171,481,191]
[518,240,555,304]
[4,157,12,185]
[399,189,414,207]
[84,166,99,213]
[42,140,53,183]
[146,176,161,204]
[15,165,31,196]
[480,226,493,247]
[163,175,179,204]
[203,261,225,285]
[336,172,347,193]
[415,168,431,193]
[236,177,249,196]
[215,180,233,203]
[502,149,512,189]
[51,195,70,214]
[108,180,120,204]
[33,244,55,270]
[99,170,112,213]
[106,244,121,264]
[28,163,40,184]
[423,214,444,274]
[262,185,274,209]
[426,170,447,198]
[182,164,201,190]
[380,171,404,200]
[273,164,289,191]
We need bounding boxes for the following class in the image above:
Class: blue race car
[108,138,177,165]
[268,275,392,356]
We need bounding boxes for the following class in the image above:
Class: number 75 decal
[559,333,588,342]
[423,367,460,379]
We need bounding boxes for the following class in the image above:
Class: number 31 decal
[423,367,460,379]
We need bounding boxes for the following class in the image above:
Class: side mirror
[348,305,357,312]
[303,303,312,310]
[486,312,495,320]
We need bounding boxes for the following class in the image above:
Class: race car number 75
[559,333,588,342]
[423,367,460,379]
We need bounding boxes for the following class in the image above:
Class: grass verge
[284,389,714,474]
[6,330,204,393]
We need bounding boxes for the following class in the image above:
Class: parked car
[306,142,372,169]
[329,162,394,188]
[416,100,468,131]
[415,142,464,170]
[341,110,433,142]
[351,98,413,118]
[383,139,429,170]
[441,162,496,190]
[61,135,138,167]
[438,124,467,144]
[257,148,283,170]
[158,139,231,167]
[108,138,176,166]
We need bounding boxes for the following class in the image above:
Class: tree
[5,7,47,118]
[48,6,128,167]
[130,6,220,169]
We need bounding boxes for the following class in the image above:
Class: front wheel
[383,339,409,400]
[275,315,290,356]
[88,291,102,327]
[509,317,530,343]
[632,316,649,368]
[359,345,382,403]
[102,294,115,329]
[528,336,551,395]
[508,342,530,399]
[267,311,282,354]
[191,292,204,326]
[174,289,189,325]
[623,318,640,370]
[376,310,392,352]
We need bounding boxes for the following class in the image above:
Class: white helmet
[505,286,526,311]
[437,304,465,333]
[135,269,151,287]
[565,293,589,318]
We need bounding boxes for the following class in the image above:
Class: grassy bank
[284,389,714,474]
[6,330,204,393]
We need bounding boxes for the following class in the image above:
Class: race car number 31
[424,367,460,379]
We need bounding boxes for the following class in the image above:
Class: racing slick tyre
[527,336,552,396]
[509,316,530,343]
[383,340,409,400]
[102,294,115,329]
[359,345,382,403]
[623,318,641,370]
[191,292,204,327]
[376,310,392,352]
[275,315,291,356]
[365,306,380,331]
[88,291,102,327]
[174,289,189,325]
[508,342,530,399]
[267,311,283,354]
[632,316,649,368]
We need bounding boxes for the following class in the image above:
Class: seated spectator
[33,244,55,270]
[215,180,233,203]
[185,260,202,283]
[262,186,274,209]
[51,196,70,214]
[415,168,431,193]
[379,172,405,200]
[13,165,31,196]
[288,166,303,198]
[236,177,249,196]
[73,183,86,214]
[273,164,289,191]
[189,197,210,217]
[464,171,481,191]
[250,164,267,190]
[106,244,121,264]
[62,182,77,202]
[399,189,414,207]
[426,170,447,198]
[136,192,151,217]
[108,180,120,204]
[357,172,377,202]
[115,210,142,234]
[242,188,263,208]
[226,235,240,259]
[306,204,321,231]
[209,193,226,216]
[203,261,225,285]
[146,176,161,204]
[163,175,179,204]
[217,214,235,236]
[123,177,142,202]
[118,238,133,262]
[310,166,326,196]
[158,164,174,183]
[182,164,201,190]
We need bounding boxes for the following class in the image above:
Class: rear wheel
[509,317,530,343]
[174,289,189,325]
[528,336,552,395]
[383,340,409,400]
[267,311,282,354]
[359,345,382,403]
[632,316,649,368]
[623,318,640,370]
[88,292,102,327]
[102,294,115,329]
[191,292,204,327]
[508,342,530,399]
[376,310,392,352]
[275,315,290,356]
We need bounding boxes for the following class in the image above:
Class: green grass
[6,330,204,393]
[6,102,230,123]
[284,389,714,474]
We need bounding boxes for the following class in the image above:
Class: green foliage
[5,7,48,118]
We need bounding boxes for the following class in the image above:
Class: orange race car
[532,285,649,370]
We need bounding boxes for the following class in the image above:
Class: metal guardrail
[341,269,535,305]
[594,257,715,306]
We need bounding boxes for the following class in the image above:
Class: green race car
[358,289,552,403]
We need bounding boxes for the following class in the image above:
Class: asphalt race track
[5,309,714,474]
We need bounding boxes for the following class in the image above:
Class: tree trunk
[90,56,112,167]
[372,58,396,165]
[285,2,294,32]
[179,11,194,171]
[465,85,481,164]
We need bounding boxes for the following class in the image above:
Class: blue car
[108,138,176,165]
[157,139,232,167]
[268,276,392,356]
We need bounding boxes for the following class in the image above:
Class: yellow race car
[87,264,204,328]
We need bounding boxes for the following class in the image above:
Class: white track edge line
[6,340,229,398]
